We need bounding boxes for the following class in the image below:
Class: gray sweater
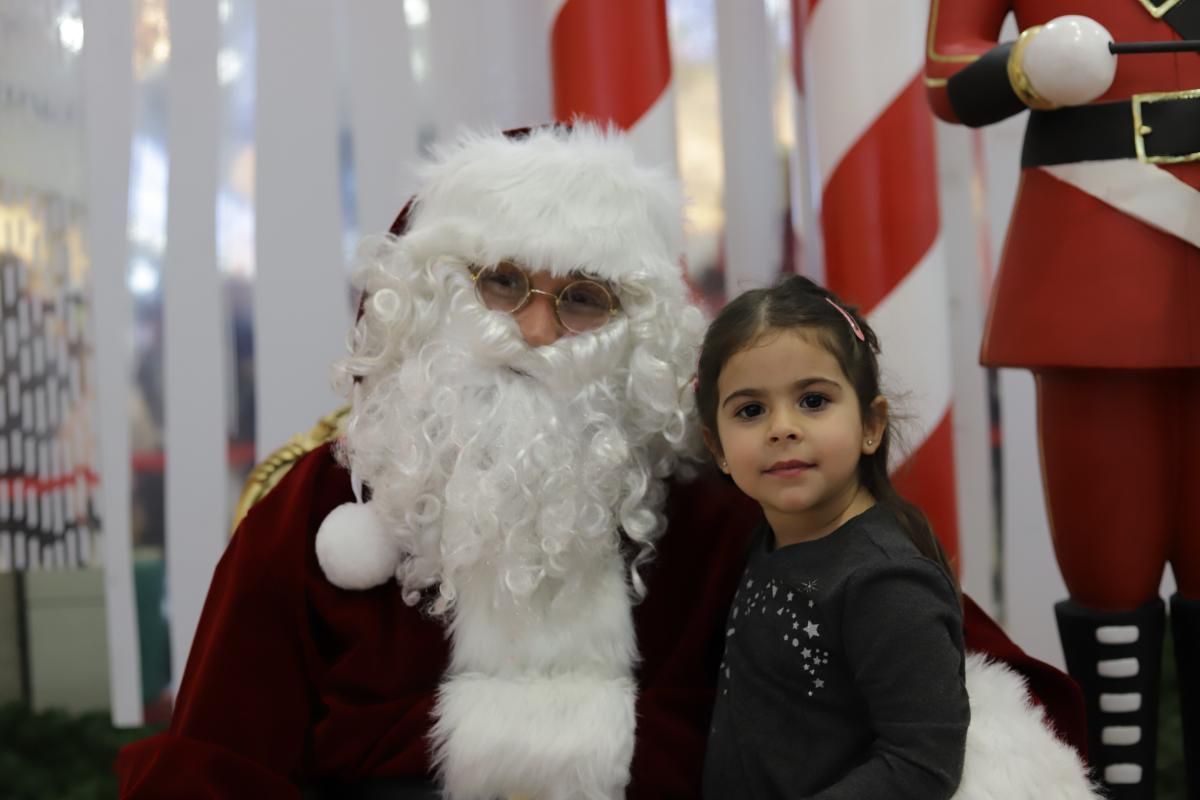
[702,505,969,799]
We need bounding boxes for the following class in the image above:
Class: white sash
[1041,159,1200,250]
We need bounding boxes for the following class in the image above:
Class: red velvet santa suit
[926,3,1200,796]
[116,444,756,798]
[115,443,1092,798]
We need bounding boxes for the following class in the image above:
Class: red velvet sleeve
[626,473,760,799]
[117,446,348,799]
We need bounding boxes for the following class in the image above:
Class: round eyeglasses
[470,261,621,334]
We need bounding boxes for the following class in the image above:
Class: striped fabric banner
[0,249,99,572]
[797,0,959,562]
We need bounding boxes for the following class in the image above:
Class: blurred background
[0,0,1183,796]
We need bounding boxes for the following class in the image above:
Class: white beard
[340,304,663,799]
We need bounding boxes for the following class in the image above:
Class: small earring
[720,460,728,470]
[866,439,873,446]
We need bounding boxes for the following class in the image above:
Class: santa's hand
[1009,15,1116,109]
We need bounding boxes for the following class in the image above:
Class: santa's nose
[515,293,564,348]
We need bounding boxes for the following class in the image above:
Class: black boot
[1056,598,1165,800]
[1170,594,1200,800]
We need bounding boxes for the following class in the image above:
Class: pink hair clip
[825,298,865,342]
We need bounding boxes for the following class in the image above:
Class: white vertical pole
[932,121,998,614]
[343,0,420,235]
[715,0,784,292]
[787,0,823,283]
[254,0,350,457]
[162,0,227,686]
[81,0,143,726]
[428,0,553,138]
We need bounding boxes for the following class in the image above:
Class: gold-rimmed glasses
[470,261,621,334]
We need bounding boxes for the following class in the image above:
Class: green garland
[0,704,159,800]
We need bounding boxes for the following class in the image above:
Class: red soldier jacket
[926,0,1200,369]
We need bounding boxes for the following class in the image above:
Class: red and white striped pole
[548,0,677,169]
[796,0,960,563]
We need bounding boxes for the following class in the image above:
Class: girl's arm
[807,558,969,800]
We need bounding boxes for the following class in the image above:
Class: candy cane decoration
[548,0,677,170]
[797,0,960,563]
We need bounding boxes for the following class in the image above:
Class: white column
[787,0,823,282]
[932,120,998,614]
[254,0,350,457]
[81,0,143,726]
[715,0,785,292]
[343,0,420,235]
[162,0,227,687]
[427,0,553,138]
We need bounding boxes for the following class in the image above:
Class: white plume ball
[315,501,402,590]
[1023,15,1116,107]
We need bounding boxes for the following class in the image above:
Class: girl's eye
[799,393,828,410]
[734,403,765,420]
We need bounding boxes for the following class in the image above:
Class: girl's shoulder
[842,508,959,599]
[852,505,922,559]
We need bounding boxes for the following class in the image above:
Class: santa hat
[316,123,690,592]
[396,123,684,285]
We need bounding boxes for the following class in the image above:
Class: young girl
[698,276,968,799]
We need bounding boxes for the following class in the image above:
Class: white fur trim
[445,555,638,676]
[432,549,637,799]
[314,501,401,589]
[955,653,1102,799]
[433,673,636,800]
[401,124,684,287]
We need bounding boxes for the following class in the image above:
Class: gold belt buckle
[1131,89,1200,165]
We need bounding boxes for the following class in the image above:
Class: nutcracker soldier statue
[925,3,1200,798]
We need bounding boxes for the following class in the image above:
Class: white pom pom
[315,501,402,590]
[1023,16,1116,107]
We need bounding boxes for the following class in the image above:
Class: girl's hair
[696,275,958,591]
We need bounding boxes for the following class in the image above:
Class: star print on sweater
[721,572,831,699]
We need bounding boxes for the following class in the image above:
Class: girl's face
[707,329,886,544]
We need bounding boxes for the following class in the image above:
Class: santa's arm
[116,482,315,797]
